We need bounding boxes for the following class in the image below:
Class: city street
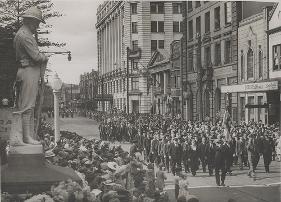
[55,116,281,202]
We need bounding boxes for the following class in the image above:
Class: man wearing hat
[11,6,48,145]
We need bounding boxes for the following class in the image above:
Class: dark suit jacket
[198,142,207,158]
[205,143,216,161]
[170,143,182,161]
[214,144,228,168]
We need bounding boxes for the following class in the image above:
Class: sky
[43,0,104,84]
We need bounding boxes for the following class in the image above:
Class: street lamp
[42,51,72,61]
[51,73,63,145]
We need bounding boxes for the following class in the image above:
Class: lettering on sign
[221,81,278,93]
[0,108,13,141]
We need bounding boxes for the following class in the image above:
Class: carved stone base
[1,145,81,194]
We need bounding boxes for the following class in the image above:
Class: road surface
[54,116,281,202]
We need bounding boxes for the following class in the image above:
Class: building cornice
[239,12,263,28]
[96,1,123,29]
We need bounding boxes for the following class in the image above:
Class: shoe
[221,182,225,186]
[216,183,220,186]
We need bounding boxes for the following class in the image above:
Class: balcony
[170,87,181,97]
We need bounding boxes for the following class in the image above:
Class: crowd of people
[96,111,280,186]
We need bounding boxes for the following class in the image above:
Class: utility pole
[180,39,184,119]
[126,47,130,114]
[197,35,203,121]
[101,77,105,112]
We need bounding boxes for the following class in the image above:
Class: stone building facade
[79,70,99,110]
[96,1,182,113]
[181,1,240,122]
[268,3,281,126]
[221,8,275,124]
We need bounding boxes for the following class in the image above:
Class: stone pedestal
[1,145,81,194]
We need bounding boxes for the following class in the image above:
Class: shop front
[221,81,279,125]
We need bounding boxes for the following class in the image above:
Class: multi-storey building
[221,7,276,124]
[268,3,281,127]
[181,1,240,122]
[181,1,275,122]
[61,84,80,108]
[79,70,99,110]
[96,1,183,113]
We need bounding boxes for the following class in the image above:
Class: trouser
[165,156,170,172]
[171,159,177,175]
[248,153,256,178]
[183,158,190,173]
[190,160,198,176]
[215,167,226,185]
[263,154,271,172]
[226,156,233,173]
[237,154,244,169]
[149,153,155,163]
[155,154,161,166]
[253,154,260,170]
[207,159,214,175]
[200,157,206,172]
[243,152,248,166]
[16,67,40,112]
[175,184,179,200]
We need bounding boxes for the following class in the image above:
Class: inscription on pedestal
[0,108,13,141]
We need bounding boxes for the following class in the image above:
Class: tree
[0,0,65,47]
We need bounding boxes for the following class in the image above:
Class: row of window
[187,1,206,11]
[132,21,183,34]
[132,33,178,52]
[188,2,232,40]
[131,2,182,15]
[188,39,232,71]
[99,77,140,94]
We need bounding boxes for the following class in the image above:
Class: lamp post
[52,73,63,145]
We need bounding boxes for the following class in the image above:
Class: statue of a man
[10,7,48,146]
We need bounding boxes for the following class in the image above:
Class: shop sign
[221,81,278,93]
[0,108,12,141]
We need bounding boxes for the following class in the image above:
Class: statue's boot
[22,109,40,145]
[10,112,28,146]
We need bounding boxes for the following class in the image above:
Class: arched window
[258,49,263,78]
[241,50,244,80]
[247,48,254,79]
